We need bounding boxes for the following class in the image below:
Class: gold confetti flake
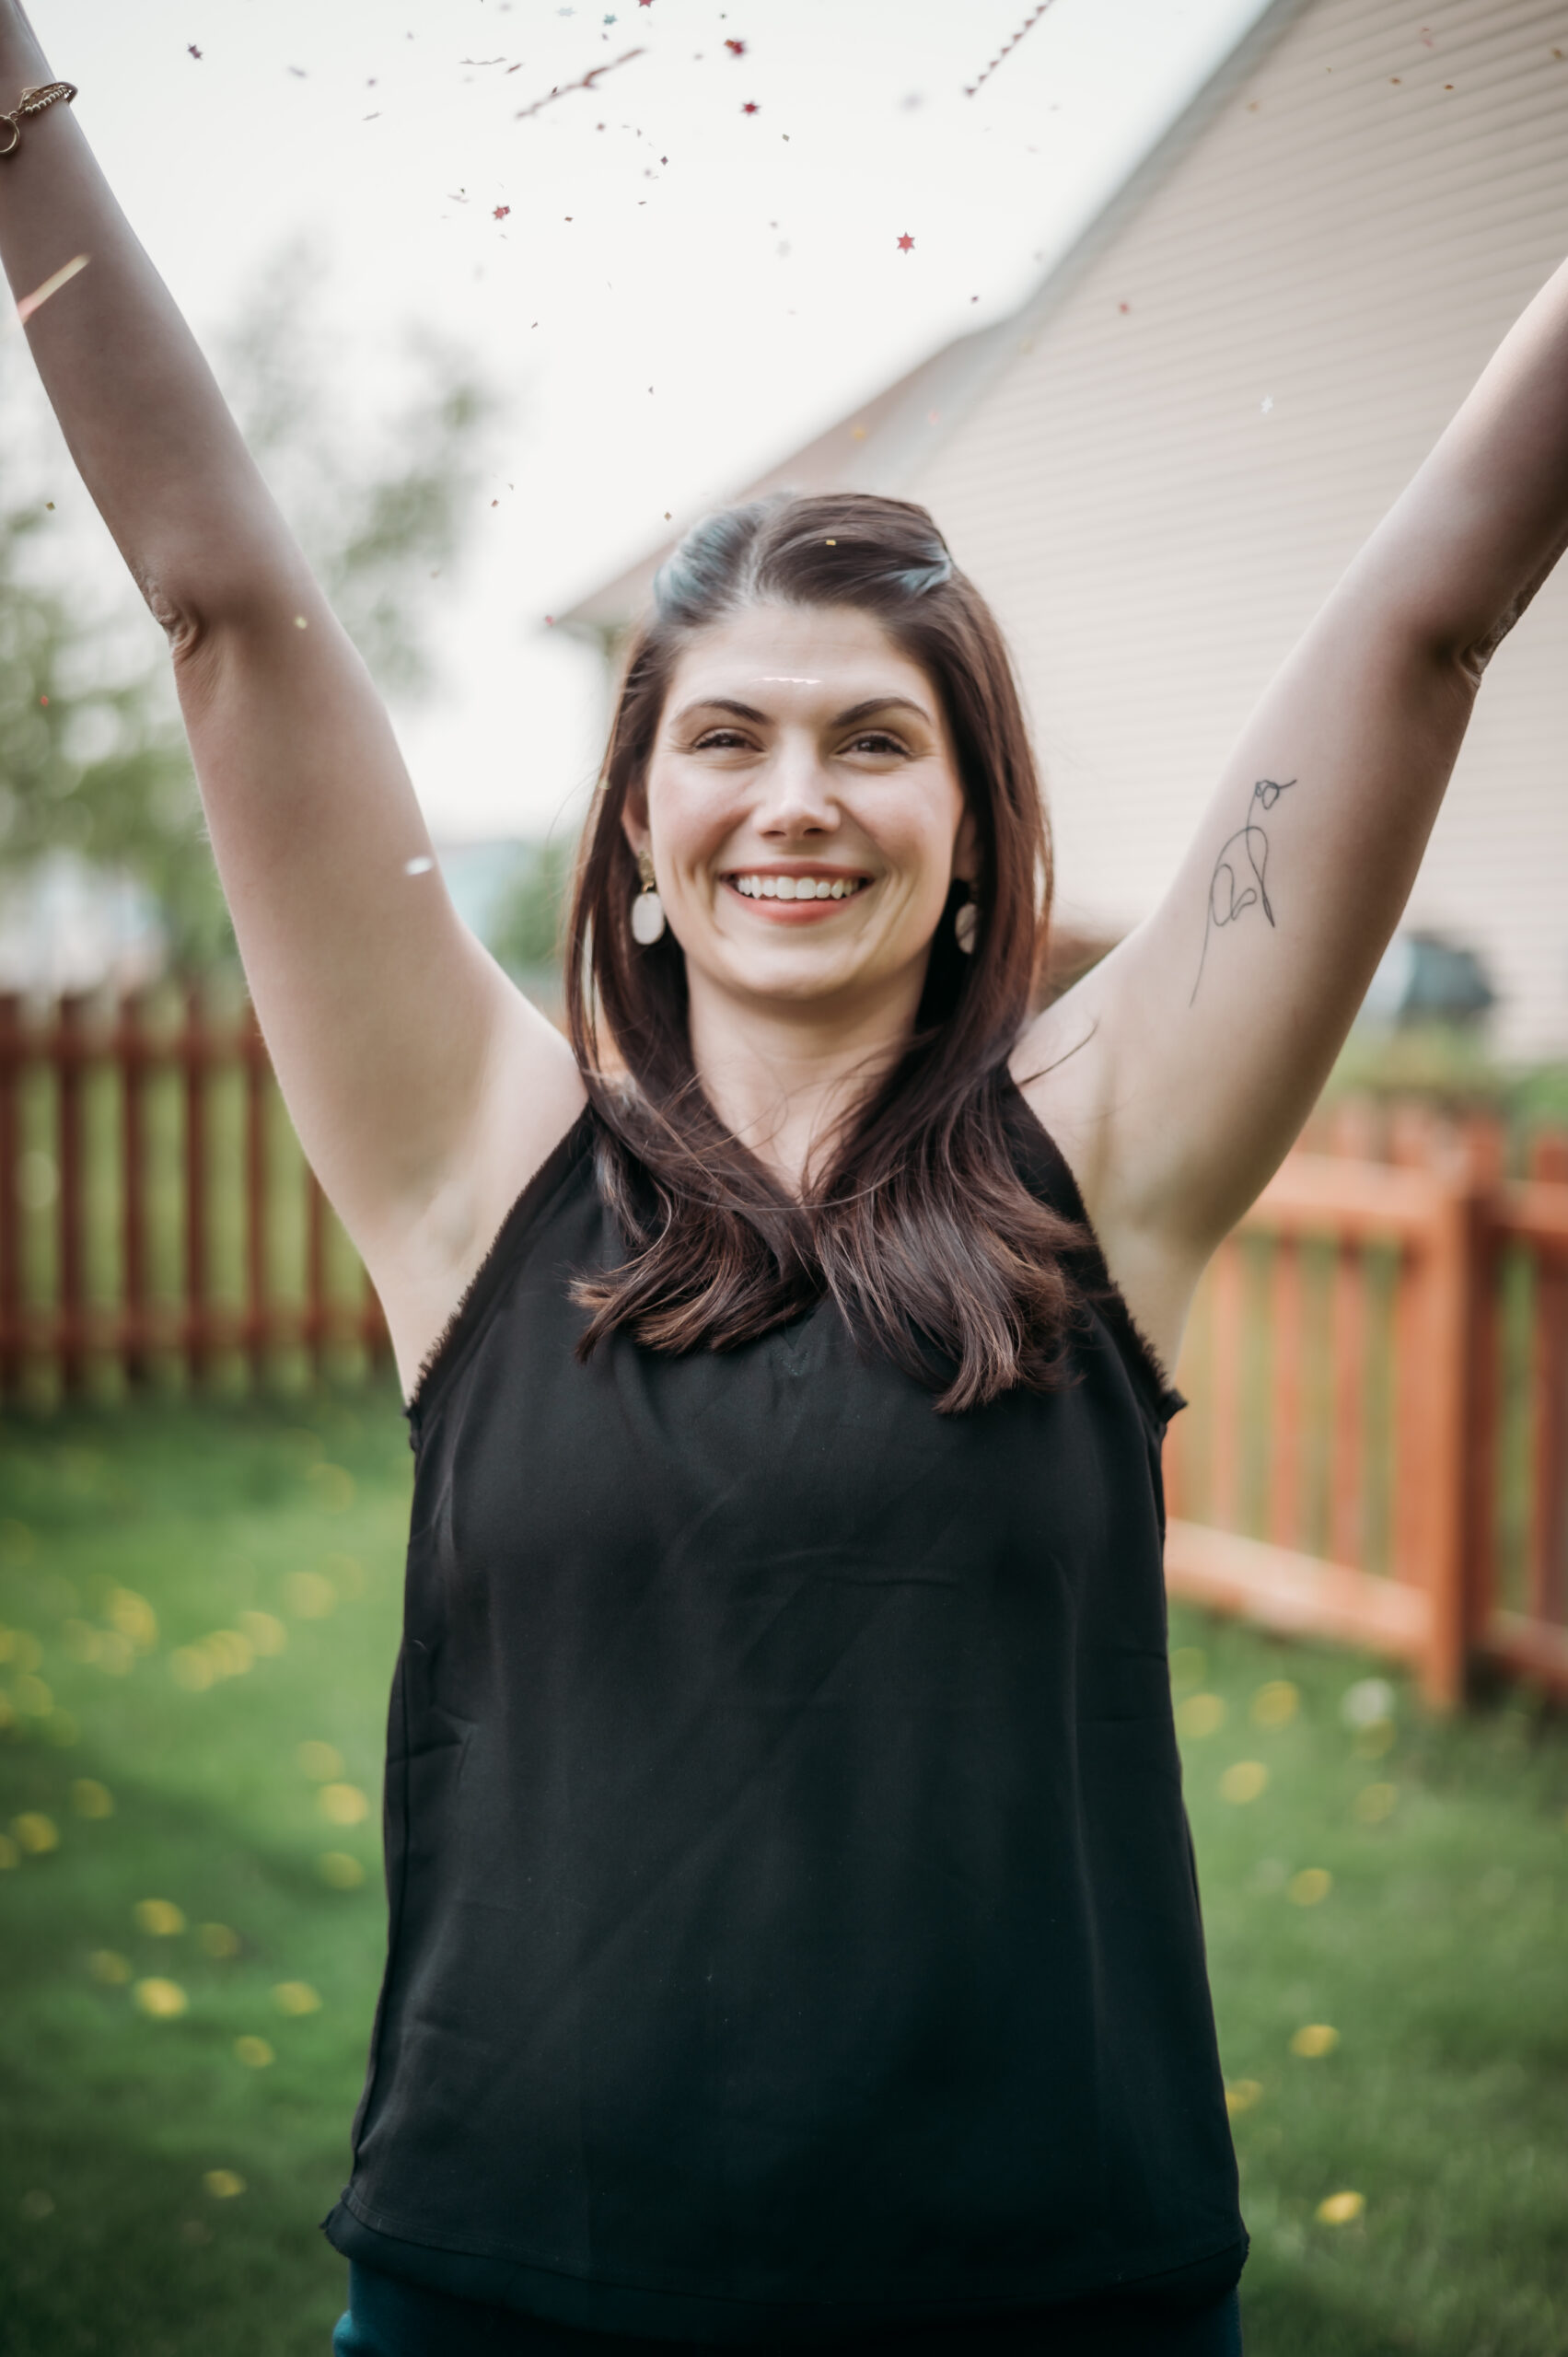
[1291,2023,1339,2058]
[1250,1679,1298,1727]
[284,1571,336,1620]
[273,1980,322,2016]
[198,1922,241,1959]
[319,1852,366,1889]
[133,1898,186,1936]
[68,1780,113,1818]
[1219,1761,1268,1804]
[106,1588,158,1652]
[13,1812,60,1855]
[203,2169,246,2199]
[1177,1692,1225,1739]
[1288,1867,1332,1906]
[1316,2189,1365,2224]
[319,1782,368,1827]
[1224,2078,1263,2115]
[89,1949,133,1984]
[234,2036,274,2069]
[297,1740,344,1782]
[134,1977,189,2019]
[170,1647,215,1692]
[238,1610,287,1657]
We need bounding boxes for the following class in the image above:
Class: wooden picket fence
[0,989,387,1396]
[4,990,1568,1706]
[1165,1100,1568,1706]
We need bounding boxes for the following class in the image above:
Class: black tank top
[324,1079,1245,2343]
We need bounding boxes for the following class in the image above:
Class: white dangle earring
[632,850,668,946]
[954,894,979,956]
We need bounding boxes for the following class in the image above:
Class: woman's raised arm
[1018,252,1568,1375]
[0,4,585,1392]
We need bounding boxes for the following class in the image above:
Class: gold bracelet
[0,82,77,160]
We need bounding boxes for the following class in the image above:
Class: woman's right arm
[0,5,585,1391]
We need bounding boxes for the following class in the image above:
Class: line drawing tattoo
[1190,777,1296,1005]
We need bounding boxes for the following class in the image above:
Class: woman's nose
[752,749,839,833]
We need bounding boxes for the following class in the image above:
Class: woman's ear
[621,784,650,865]
[953,806,981,888]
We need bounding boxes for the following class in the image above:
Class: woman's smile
[721,864,875,922]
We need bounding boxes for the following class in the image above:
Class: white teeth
[731,873,865,901]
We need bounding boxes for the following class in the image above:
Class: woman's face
[629,602,975,1019]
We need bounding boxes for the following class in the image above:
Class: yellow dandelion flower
[1176,1693,1225,1739]
[198,1922,241,1959]
[283,1571,335,1620]
[203,2169,246,2200]
[1317,2189,1365,2225]
[319,1852,366,1890]
[237,1609,287,1657]
[133,1898,185,1937]
[1290,2023,1340,2058]
[234,2036,274,2069]
[89,1949,133,1984]
[14,1812,59,1855]
[1250,1679,1299,1728]
[1219,1761,1268,1804]
[319,1782,368,1827]
[1288,1868,1332,1907]
[297,1740,344,1782]
[69,1779,113,1819]
[134,1977,189,2019]
[1224,2079,1263,2115]
[273,1980,322,2016]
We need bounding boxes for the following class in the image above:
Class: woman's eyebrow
[833,695,932,727]
[672,696,769,726]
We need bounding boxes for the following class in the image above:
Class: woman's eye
[693,729,751,750]
[845,733,908,757]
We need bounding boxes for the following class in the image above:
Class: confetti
[273,1980,322,2015]
[1341,1677,1395,1728]
[494,204,511,219]
[896,233,914,253]
[298,1739,344,1781]
[1176,1692,1225,1738]
[1287,1867,1332,1906]
[964,1,1058,99]
[198,1922,240,1958]
[234,2036,274,2068]
[1250,1679,1298,1727]
[514,45,645,122]
[724,38,746,55]
[89,1950,132,1984]
[203,2170,246,2200]
[319,1782,369,1827]
[1225,2078,1263,2115]
[404,854,435,877]
[319,1851,366,1889]
[187,43,203,59]
[10,252,90,333]
[68,1779,113,1818]
[1352,1781,1398,1824]
[1219,1760,1268,1803]
[1290,2022,1339,2058]
[13,1812,59,1854]
[741,99,759,113]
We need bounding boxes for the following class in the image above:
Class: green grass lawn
[1,1393,1565,2357]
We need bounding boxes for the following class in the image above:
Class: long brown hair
[564,492,1086,1412]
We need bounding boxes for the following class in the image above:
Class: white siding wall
[908,0,1568,1053]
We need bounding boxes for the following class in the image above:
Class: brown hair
[564,492,1086,1412]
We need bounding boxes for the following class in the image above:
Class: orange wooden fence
[1165,1102,1568,1707]
[0,990,387,1395]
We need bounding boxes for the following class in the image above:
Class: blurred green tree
[486,835,576,980]
[0,242,500,971]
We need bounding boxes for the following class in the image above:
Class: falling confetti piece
[294,614,308,629]
[1219,1760,1268,1804]
[494,204,511,219]
[134,1898,186,1936]
[514,45,645,122]
[13,1812,59,1854]
[1341,1678,1395,1729]
[1290,2022,1339,2058]
[1250,1679,1298,1727]
[319,1782,369,1827]
[404,854,435,877]
[964,1,1058,99]
[741,99,759,113]
[235,2035,274,2068]
[199,1922,241,1958]
[1317,2190,1365,2225]
[1225,2079,1263,2115]
[1287,1867,1332,1906]
[285,1569,336,1619]
[10,252,90,332]
[896,233,914,253]
[1352,1781,1398,1824]
[203,2170,246,2200]
[273,1980,323,2016]
[298,1739,344,1782]
[238,1609,286,1656]
[89,1949,132,1984]
[134,1977,189,2019]
[69,1780,113,1818]
[725,38,746,55]
[1176,1693,1225,1738]
[188,43,202,58]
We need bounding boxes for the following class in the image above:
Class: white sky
[17,0,1273,842]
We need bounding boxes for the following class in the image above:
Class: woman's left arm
[1019,254,1568,1354]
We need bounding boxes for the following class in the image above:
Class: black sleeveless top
[324,1081,1245,2344]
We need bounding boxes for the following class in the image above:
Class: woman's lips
[720,875,872,923]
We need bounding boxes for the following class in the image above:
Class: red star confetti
[896,232,914,252]
[741,99,759,113]
[963,0,1057,99]
[724,37,746,54]
[188,43,203,59]
[494,204,511,218]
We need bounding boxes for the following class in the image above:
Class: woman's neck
[686,974,921,1194]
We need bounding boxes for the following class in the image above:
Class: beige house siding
[904,0,1568,1052]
